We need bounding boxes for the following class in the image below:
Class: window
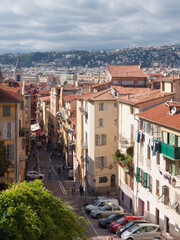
[95,156,107,168]
[3,105,10,117]
[5,145,14,160]
[114,102,117,108]
[122,191,124,201]
[130,199,132,209]
[95,134,107,145]
[99,176,108,183]
[17,75,21,81]
[99,118,103,127]
[99,102,107,111]
[3,122,14,140]
[102,134,106,145]
[156,180,159,196]
[147,145,151,160]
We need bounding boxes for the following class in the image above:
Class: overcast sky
[0,0,180,53]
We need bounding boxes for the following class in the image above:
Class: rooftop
[107,65,147,78]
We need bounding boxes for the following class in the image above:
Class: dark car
[116,219,148,238]
[98,213,132,229]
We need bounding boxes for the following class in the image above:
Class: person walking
[79,184,84,196]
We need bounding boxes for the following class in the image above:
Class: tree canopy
[0,139,11,177]
[0,180,88,240]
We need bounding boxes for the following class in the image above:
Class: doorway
[156,208,159,225]
[165,216,169,233]
[111,175,116,188]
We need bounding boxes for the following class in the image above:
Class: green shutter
[136,167,140,182]
[164,132,168,144]
[143,172,148,188]
[169,133,175,146]
[172,161,175,176]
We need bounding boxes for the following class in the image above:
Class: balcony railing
[156,140,180,160]
[79,107,88,116]
[119,134,133,148]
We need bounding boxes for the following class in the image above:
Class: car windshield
[125,222,134,229]
[100,206,109,211]
[94,200,101,206]
[108,214,117,220]
[128,225,139,233]
[117,218,125,223]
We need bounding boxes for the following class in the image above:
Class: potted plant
[130,105,134,114]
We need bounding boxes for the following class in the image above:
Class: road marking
[58,181,68,195]
[82,208,101,240]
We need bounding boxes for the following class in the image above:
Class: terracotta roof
[64,94,78,102]
[159,75,180,81]
[38,90,50,95]
[137,102,180,130]
[40,96,50,102]
[81,86,171,104]
[0,88,21,103]
[92,81,110,88]
[107,65,147,78]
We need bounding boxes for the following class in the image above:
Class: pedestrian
[58,167,61,175]
[48,168,52,178]
[79,184,84,196]
[71,184,76,195]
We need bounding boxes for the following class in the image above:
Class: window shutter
[150,124,153,135]
[95,157,99,168]
[95,135,100,145]
[10,145,14,160]
[172,161,175,176]
[11,122,15,139]
[145,123,148,133]
[102,134,106,145]
[143,121,145,132]
[138,120,141,130]
[7,122,11,139]
[3,123,7,139]
[104,157,107,168]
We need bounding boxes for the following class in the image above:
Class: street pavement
[27,143,120,240]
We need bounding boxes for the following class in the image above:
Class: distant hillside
[0,45,180,68]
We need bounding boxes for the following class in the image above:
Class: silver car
[26,171,44,180]
[121,223,162,240]
[90,205,124,219]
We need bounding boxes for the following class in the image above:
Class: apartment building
[76,89,119,194]
[0,88,25,184]
[106,64,147,86]
[135,101,180,239]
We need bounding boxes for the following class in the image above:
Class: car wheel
[96,214,101,219]
[127,238,133,240]
[39,176,43,180]
[105,223,109,229]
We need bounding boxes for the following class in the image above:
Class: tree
[0,180,88,240]
[0,139,11,178]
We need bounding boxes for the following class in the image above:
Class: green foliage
[0,139,11,177]
[113,149,133,171]
[0,180,88,240]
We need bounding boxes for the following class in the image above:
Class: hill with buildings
[0,45,180,68]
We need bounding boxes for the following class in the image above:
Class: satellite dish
[171,106,176,115]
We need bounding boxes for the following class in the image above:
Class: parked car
[26,171,44,180]
[121,223,162,240]
[98,213,132,229]
[109,216,141,233]
[85,198,119,214]
[90,205,124,219]
[116,219,149,238]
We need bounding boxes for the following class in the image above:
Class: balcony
[79,107,88,116]
[119,134,133,148]
[156,140,180,160]
[81,141,88,149]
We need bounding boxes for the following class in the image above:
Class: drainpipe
[134,114,139,216]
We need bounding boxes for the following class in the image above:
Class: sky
[0,0,180,53]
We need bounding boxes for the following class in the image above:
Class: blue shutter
[143,121,145,132]
[138,120,141,130]
[145,123,148,133]
[150,124,153,136]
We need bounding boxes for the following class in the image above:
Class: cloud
[0,0,179,53]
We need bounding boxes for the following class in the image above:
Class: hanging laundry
[135,131,140,142]
[159,170,162,175]
[149,138,154,149]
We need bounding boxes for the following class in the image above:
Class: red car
[109,216,141,233]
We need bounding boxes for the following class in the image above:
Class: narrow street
[27,143,119,240]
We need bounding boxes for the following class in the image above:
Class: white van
[85,198,119,214]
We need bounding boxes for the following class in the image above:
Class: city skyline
[0,0,180,54]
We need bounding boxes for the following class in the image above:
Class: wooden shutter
[11,122,15,139]
[3,123,7,139]
[95,157,99,168]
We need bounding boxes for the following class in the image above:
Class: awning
[35,129,41,136]
[31,123,40,132]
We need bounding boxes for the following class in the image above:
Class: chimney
[139,62,143,69]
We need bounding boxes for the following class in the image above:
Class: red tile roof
[92,81,110,88]
[71,116,76,126]
[137,102,180,130]
[39,96,50,102]
[0,88,21,103]
[107,65,147,78]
